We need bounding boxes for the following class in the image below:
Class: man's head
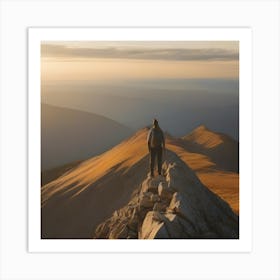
[153,119,159,127]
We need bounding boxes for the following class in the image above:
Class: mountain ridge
[94,150,238,239]
[182,124,237,148]
[182,124,239,173]
[41,126,239,239]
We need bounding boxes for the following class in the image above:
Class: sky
[41,41,239,82]
[41,41,239,138]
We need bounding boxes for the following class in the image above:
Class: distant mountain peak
[194,124,209,131]
[183,125,224,149]
[182,125,239,172]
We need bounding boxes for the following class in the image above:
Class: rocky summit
[42,127,239,239]
[94,150,239,239]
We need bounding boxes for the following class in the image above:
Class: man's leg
[150,148,156,177]
[157,147,163,175]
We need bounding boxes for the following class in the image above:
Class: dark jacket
[147,126,165,149]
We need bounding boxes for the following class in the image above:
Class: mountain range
[42,82,239,139]
[41,104,133,170]
[41,125,239,239]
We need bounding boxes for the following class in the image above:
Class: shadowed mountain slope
[41,104,133,170]
[94,150,238,239]
[41,129,149,238]
[42,127,239,239]
[41,160,82,186]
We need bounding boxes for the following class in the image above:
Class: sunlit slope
[41,128,150,238]
[94,149,239,239]
[178,125,239,214]
[42,127,239,238]
[182,125,239,173]
[196,171,239,215]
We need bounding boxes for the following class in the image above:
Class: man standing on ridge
[147,119,165,177]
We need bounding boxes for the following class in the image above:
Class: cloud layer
[41,44,239,61]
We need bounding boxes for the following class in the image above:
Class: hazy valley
[41,103,133,170]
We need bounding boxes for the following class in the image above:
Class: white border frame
[28,27,252,253]
[1,1,280,279]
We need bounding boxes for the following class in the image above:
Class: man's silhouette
[147,119,165,177]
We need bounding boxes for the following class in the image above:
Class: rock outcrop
[93,150,239,239]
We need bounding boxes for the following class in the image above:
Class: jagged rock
[127,229,138,239]
[153,202,168,212]
[94,149,239,239]
[139,192,154,208]
[151,193,161,203]
[165,154,202,196]
[140,210,199,239]
[109,223,128,239]
[139,211,169,239]
[94,190,140,239]
[139,211,196,239]
[94,220,111,238]
[141,177,163,194]
[42,127,239,239]
[160,213,186,238]
[139,191,160,208]
[158,182,174,201]
[168,192,209,233]
[127,209,138,232]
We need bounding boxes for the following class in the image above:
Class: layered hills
[41,126,239,239]
[41,104,133,170]
[42,81,239,139]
